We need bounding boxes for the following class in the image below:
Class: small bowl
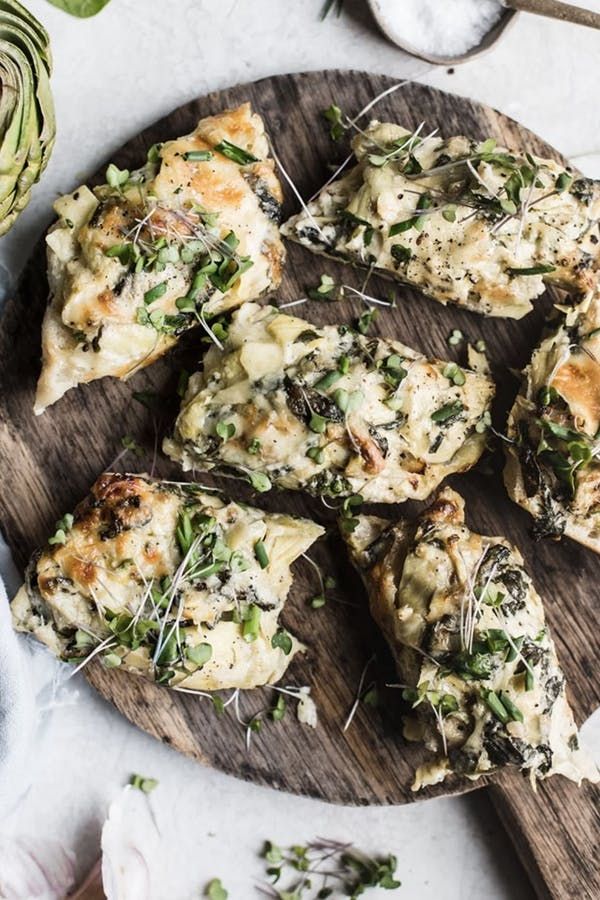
[367,0,518,65]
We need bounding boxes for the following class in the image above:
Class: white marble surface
[1,1,600,897]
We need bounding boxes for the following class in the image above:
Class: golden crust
[35,104,285,414]
[504,290,600,553]
[12,473,324,692]
[283,122,600,319]
[164,303,495,504]
[344,487,598,788]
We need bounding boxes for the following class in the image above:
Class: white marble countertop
[1,1,600,898]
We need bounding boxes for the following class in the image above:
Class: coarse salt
[372,0,505,59]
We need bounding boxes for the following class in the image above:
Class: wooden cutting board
[0,71,598,897]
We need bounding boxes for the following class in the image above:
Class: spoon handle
[505,0,600,29]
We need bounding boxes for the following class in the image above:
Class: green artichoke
[0,0,55,236]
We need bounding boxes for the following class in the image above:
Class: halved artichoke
[0,0,55,235]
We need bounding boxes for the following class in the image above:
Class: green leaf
[270,694,287,721]
[186,643,212,667]
[214,140,258,165]
[248,471,272,493]
[205,878,228,900]
[323,104,345,141]
[216,420,236,442]
[442,362,466,386]
[356,308,377,335]
[105,163,129,188]
[309,413,327,434]
[48,513,74,545]
[390,243,412,265]
[271,630,293,655]
[46,0,112,16]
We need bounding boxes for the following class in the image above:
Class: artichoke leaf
[0,0,55,235]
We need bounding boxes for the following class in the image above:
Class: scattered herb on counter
[129,774,158,793]
[205,878,228,900]
[260,837,401,897]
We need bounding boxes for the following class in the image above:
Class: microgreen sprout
[259,836,401,898]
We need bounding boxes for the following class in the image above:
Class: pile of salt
[372,0,505,59]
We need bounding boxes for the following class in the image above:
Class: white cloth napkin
[0,548,35,815]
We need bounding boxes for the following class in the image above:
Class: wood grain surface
[0,71,598,897]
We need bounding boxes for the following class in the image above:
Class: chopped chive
[144,282,168,305]
[431,401,464,423]
[214,139,259,165]
[314,369,343,391]
[254,540,269,569]
[508,264,556,277]
[184,150,213,161]
[499,692,524,723]
[242,604,261,642]
[129,774,158,793]
[484,690,510,724]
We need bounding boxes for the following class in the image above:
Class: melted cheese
[345,488,598,789]
[12,473,323,691]
[283,121,600,319]
[505,290,600,553]
[35,103,285,414]
[164,303,494,503]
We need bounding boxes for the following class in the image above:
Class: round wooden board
[1,72,599,822]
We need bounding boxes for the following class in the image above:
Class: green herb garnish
[214,139,258,165]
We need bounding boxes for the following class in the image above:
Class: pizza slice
[12,473,323,692]
[164,303,494,503]
[505,289,600,552]
[344,487,597,790]
[35,103,285,414]
[282,121,600,318]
